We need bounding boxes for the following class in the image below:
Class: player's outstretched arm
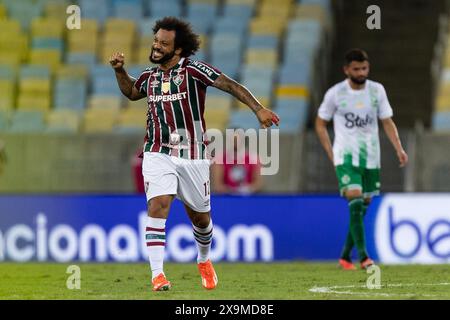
[213,74,280,128]
[109,52,146,101]
[315,116,334,164]
[381,117,408,167]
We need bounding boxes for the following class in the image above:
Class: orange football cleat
[152,273,171,291]
[198,259,218,290]
[360,258,375,270]
[338,258,357,270]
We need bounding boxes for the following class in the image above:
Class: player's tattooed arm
[213,74,280,128]
[213,73,263,114]
[110,52,145,101]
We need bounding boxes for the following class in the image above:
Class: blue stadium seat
[91,65,121,97]
[187,3,218,34]
[53,78,87,110]
[288,19,321,35]
[0,110,10,131]
[128,65,150,79]
[275,98,309,132]
[278,63,311,86]
[247,35,279,50]
[432,111,450,131]
[20,65,50,79]
[229,110,260,130]
[223,4,254,20]
[0,64,16,80]
[147,0,181,17]
[9,110,45,133]
[139,18,159,35]
[213,16,248,34]
[66,52,97,66]
[6,0,43,30]
[113,1,144,20]
[79,0,110,24]
[32,37,64,52]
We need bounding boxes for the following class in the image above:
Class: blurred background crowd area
[0,0,449,194]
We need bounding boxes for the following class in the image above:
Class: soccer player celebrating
[110,17,279,291]
[315,49,408,270]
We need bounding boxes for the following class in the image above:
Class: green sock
[341,199,368,262]
[341,204,369,261]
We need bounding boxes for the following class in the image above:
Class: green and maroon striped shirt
[134,58,221,159]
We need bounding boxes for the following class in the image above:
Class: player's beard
[350,76,367,85]
[149,48,175,65]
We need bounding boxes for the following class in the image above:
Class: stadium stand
[0,0,330,137]
[0,0,332,193]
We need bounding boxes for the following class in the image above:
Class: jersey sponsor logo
[344,112,374,129]
[150,80,160,88]
[148,92,187,103]
[190,60,214,77]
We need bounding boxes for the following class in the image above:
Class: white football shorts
[142,152,211,212]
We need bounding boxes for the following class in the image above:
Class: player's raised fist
[109,52,125,69]
[257,108,280,129]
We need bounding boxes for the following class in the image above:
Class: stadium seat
[0,65,16,80]
[113,0,144,20]
[276,85,310,99]
[83,108,119,133]
[229,110,260,130]
[79,0,110,24]
[0,4,6,19]
[432,111,450,131]
[245,49,278,68]
[222,4,254,20]
[20,65,50,80]
[148,0,182,18]
[115,107,146,133]
[250,17,286,36]
[247,35,279,50]
[29,49,61,72]
[9,110,46,132]
[46,108,81,133]
[32,37,64,52]
[204,107,230,132]
[31,18,65,38]
[0,110,10,131]
[53,78,87,111]
[44,0,71,20]
[6,1,43,30]
[67,20,99,54]
[0,80,15,111]
[205,96,233,110]
[88,95,123,110]
[66,52,97,66]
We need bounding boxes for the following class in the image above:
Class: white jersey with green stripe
[318,79,393,169]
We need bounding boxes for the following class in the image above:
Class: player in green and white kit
[315,49,408,270]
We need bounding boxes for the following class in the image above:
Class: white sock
[146,217,166,280]
[192,219,213,263]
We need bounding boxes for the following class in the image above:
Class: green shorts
[335,164,380,198]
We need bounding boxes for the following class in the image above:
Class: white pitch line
[309,283,450,298]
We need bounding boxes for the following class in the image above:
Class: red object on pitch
[132,149,145,193]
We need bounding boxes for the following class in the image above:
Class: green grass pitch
[1,262,449,300]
